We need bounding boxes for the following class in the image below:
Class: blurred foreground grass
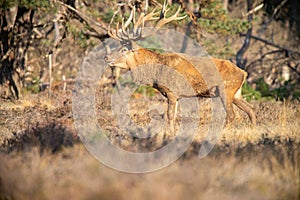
[0,93,299,200]
[0,143,299,200]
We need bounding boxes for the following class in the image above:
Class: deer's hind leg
[233,97,256,126]
[225,98,236,124]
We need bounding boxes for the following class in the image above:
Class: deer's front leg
[166,95,178,134]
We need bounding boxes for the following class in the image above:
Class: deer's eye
[120,47,128,53]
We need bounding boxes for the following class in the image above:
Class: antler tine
[133,13,145,32]
[138,3,187,39]
[108,6,123,41]
[159,0,168,19]
[133,8,160,32]
[133,8,161,40]
[121,20,129,39]
[121,6,136,40]
[108,3,136,42]
[155,5,187,31]
[123,6,135,30]
[116,22,121,38]
[108,21,123,41]
[108,29,122,41]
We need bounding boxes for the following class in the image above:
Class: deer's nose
[104,55,108,61]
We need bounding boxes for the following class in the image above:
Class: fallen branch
[247,50,285,67]
[272,0,288,18]
[57,0,107,37]
[287,62,300,76]
[240,34,300,56]
[242,3,264,17]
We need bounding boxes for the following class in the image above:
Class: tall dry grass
[0,144,299,200]
[0,95,299,200]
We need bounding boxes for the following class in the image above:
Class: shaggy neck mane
[132,48,161,65]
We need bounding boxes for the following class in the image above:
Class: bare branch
[287,62,300,76]
[240,34,300,56]
[242,3,264,17]
[272,0,289,18]
[57,0,107,36]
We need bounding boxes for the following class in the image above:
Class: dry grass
[0,93,58,111]
[0,144,299,200]
[0,91,299,200]
[0,99,34,110]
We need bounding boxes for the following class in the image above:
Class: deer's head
[104,0,186,70]
[104,40,141,70]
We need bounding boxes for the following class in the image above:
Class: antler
[133,8,160,33]
[107,3,136,41]
[136,2,187,39]
[107,0,187,42]
[155,4,187,31]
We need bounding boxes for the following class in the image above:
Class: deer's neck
[130,48,161,67]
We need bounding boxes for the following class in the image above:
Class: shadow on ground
[1,123,79,154]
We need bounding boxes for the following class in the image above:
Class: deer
[104,1,256,132]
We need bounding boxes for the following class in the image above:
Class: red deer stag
[104,2,256,131]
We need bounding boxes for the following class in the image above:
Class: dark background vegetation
[0,0,299,100]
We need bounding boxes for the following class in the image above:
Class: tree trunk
[236,0,253,69]
[0,7,34,99]
[223,0,228,11]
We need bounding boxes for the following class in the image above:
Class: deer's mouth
[104,55,129,69]
[104,56,115,66]
[107,61,115,66]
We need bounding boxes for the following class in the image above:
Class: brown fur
[106,47,256,128]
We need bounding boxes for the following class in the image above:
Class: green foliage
[117,77,156,98]
[135,85,156,97]
[0,0,16,9]
[198,0,250,35]
[242,82,262,101]
[254,78,291,100]
[267,80,300,100]
[204,39,235,58]
[66,23,96,49]
[242,78,300,101]
[255,78,271,97]
[99,8,116,24]
[98,6,136,25]
[25,77,42,94]
[0,0,50,9]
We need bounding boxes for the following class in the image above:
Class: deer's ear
[130,41,141,49]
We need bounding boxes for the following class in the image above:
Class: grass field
[0,90,299,200]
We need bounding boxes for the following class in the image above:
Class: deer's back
[211,58,247,92]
